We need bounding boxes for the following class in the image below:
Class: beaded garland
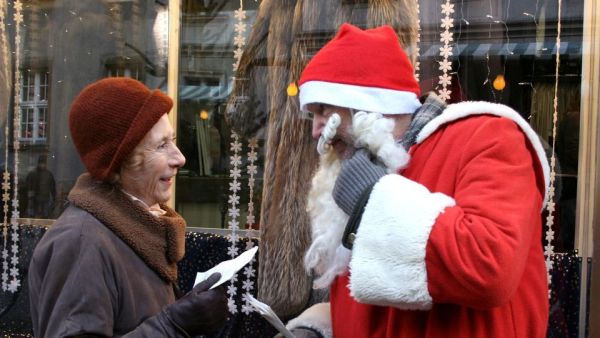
[0,0,10,293]
[226,131,242,314]
[226,0,259,317]
[241,136,258,315]
[437,0,454,102]
[414,0,421,81]
[232,1,247,72]
[1,0,23,294]
[543,0,562,291]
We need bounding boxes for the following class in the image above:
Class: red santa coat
[330,102,550,338]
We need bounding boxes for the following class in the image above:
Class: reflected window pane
[175,0,263,229]
[2,0,171,219]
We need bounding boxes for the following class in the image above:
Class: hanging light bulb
[493,74,506,91]
[287,82,298,96]
[200,109,209,120]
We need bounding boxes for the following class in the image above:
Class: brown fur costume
[226,0,418,318]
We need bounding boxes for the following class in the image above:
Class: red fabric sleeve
[424,116,545,309]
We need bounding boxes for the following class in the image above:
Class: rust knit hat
[69,77,173,181]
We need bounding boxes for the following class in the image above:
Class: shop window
[176,0,263,229]
[0,0,173,221]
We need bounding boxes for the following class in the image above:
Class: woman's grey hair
[107,148,145,186]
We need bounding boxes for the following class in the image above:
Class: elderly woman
[28,78,228,337]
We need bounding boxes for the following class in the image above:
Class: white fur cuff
[349,174,455,310]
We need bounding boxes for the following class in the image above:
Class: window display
[0,0,597,337]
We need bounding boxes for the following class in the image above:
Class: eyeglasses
[299,110,315,120]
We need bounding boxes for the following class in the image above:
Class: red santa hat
[298,23,421,115]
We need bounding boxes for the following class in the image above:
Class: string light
[286,82,298,97]
[199,110,209,120]
[493,74,506,91]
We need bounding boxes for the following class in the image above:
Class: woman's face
[119,115,186,208]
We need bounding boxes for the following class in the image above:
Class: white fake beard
[304,112,411,289]
[304,151,352,289]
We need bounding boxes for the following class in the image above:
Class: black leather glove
[163,272,228,337]
[332,148,386,215]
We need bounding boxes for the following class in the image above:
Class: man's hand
[275,327,323,338]
[163,272,228,336]
[332,148,386,215]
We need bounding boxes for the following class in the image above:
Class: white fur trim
[349,175,456,310]
[299,81,422,115]
[416,101,550,204]
[286,302,333,338]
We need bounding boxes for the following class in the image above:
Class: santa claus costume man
[284,23,550,338]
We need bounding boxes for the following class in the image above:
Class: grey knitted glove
[332,149,386,215]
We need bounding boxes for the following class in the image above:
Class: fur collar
[68,173,186,283]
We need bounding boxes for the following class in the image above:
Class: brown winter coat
[28,174,187,337]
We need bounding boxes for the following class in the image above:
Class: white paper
[194,246,258,289]
[246,294,296,338]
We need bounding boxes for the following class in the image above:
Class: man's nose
[312,116,325,140]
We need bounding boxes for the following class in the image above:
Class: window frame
[19,70,49,145]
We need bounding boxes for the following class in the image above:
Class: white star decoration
[227,245,240,258]
[229,0,258,314]
[437,0,454,103]
[439,73,452,87]
[229,181,241,192]
[1,0,23,293]
[234,22,246,34]
[438,59,452,72]
[440,31,453,45]
[228,207,241,219]
[230,140,242,152]
[543,0,564,293]
[228,219,239,229]
[226,131,243,313]
[234,35,246,48]
[414,0,421,81]
[439,45,453,58]
[229,167,241,179]
[234,8,247,21]
[440,17,454,30]
[7,278,20,292]
[228,233,239,243]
